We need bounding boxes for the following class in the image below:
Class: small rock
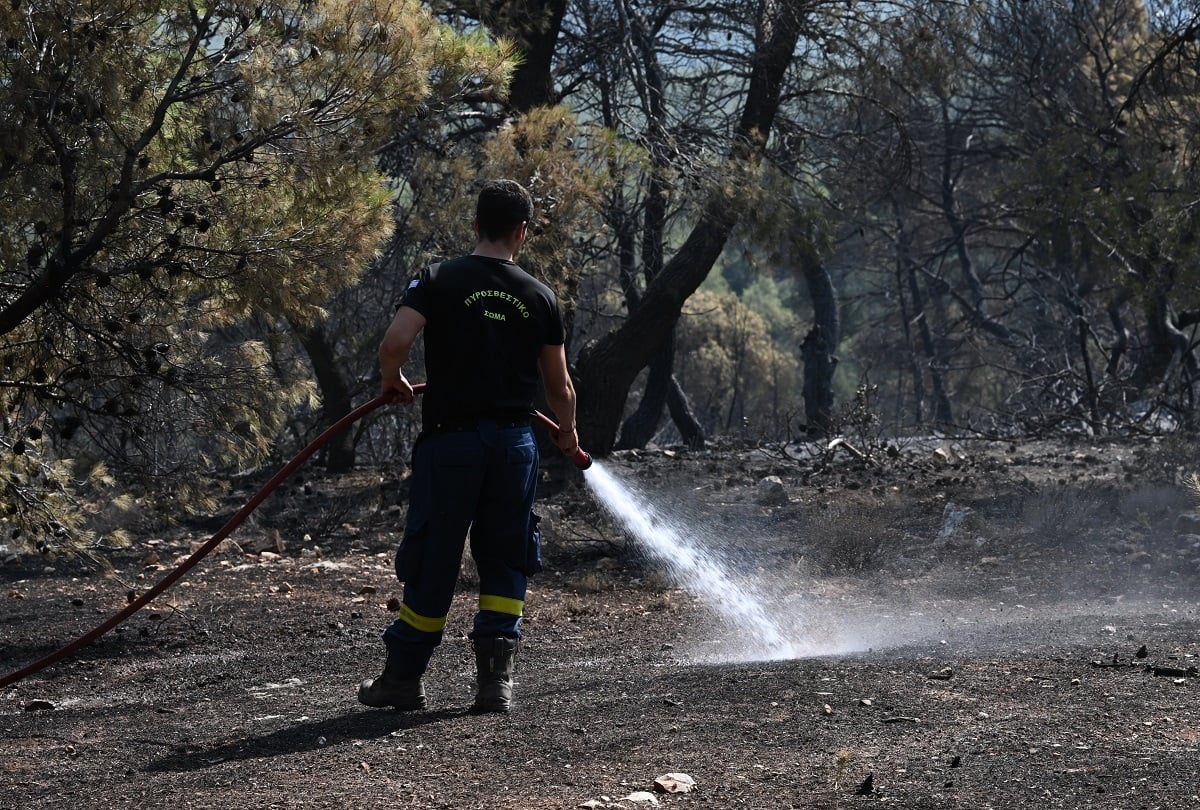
[755,476,789,506]
[937,502,973,539]
[24,699,55,712]
[278,582,294,594]
[189,538,244,555]
[855,773,874,795]
[928,667,954,681]
[653,773,696,794]
[386,597,401,612]
[1174,513,1200,531]
[621,791,659,804]
[976,711,989,720]
[358,585,377,595]
[577,801,604,810]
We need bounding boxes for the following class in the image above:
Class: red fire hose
[0,387,589,689]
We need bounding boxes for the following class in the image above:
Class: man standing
[359,179,579,714]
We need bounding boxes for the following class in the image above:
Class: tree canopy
[0,0,512,554]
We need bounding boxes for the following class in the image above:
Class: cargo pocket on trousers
[394,523,427,583]
[522,512,544,576]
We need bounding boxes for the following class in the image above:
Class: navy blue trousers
[382,421,542,678]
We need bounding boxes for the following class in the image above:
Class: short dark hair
[476,179,534,241]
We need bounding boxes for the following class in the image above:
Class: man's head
[475,179,534,243]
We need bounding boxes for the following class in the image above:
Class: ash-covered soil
[3,435,1200,809]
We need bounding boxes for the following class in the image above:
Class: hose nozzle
[573,448,593,470]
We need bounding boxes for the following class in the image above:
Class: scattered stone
[1136,645,1148,659]
[142,551,160,566]
[938,502,973,540]
[1174,513,1200,532]
[950,755,962,768]
[755,476,789,506]
[578,801,603,810]
[621,791,659,804]
[244,529,287,555]
[976,711,989,720]
[24,699,55,712]
[189,539,244,556]
[928,667,954,681]
[653,773,696,794]
[386,597,401,612]
[859,698,873,707]
[823,703,834,715]
[358,585,377,595]
[855,773,874,795]
[278,582,294,594]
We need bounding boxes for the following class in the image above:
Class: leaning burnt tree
[573,0,810,455]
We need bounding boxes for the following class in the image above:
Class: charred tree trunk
[666,374,705,449]
[295,324,356,473]
[477,0,568,113]
[800,325,836,434]
[612,0,705,451]
[617,337,672,449]
[796,245,839,434]
[896,216,954,427]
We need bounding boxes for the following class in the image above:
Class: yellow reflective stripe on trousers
[479,594,524,617]
[396,603,448,633]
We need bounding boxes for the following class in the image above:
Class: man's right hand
[551,424,579,455]
[381,372,415,405]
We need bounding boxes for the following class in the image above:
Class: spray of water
[580,458,1200,665]
[584,461,799,662]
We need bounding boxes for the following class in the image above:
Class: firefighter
[358,179,579,713]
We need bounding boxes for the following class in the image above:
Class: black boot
[357,653,427,710]
[472,636,519,714]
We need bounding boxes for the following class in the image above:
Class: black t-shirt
[400,255,565,428]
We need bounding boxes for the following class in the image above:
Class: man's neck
[471,238,517,262]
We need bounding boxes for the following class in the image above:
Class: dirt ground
[3,434,1200,809]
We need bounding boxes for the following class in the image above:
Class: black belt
[425,414,532,433]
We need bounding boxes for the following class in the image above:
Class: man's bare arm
[538,343,578,454]
[379,306,427,403]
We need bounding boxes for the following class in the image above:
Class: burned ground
[2,435,1199,809]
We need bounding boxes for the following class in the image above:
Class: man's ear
[515,221,528,242]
